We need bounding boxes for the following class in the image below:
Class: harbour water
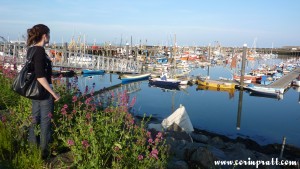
[70,57,300,148]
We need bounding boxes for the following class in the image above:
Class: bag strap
[26,47,38,63]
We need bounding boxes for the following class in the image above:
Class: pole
[126,43,129,58]
[240,44,247,89]
[279,136,286,159]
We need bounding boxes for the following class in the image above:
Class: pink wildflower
[150,149,159,160]
[148,138,153,144]
[146,131,151,138]
[85,97,92,105]
[156,132,163,139]
[47,112,53,119]
[72,95,77,102]
[86,113,91,120]
[61,108,67,116]
[63,104,68,109]
[114,146,120,151]
[67,139,74,146]
[138,154,143,161]
[82,140,90,149]
[1,116,6,123]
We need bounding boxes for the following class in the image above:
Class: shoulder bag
[12,47,49,100]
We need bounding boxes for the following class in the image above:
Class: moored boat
[197,78,236,89]
[292,79,300,87]
[120,73,151,82]
[149,74,181,88]
[246,84,284,96]
[233,74,261,83]
[196,85,235,98]
[82,69,105,74]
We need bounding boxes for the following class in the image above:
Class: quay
[268,67,300,89]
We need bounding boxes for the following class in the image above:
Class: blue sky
[0,0,299,47]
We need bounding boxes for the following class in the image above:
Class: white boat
[234,78,252,84]
[161,104,194,133]
[148,104,194,133]
[292,79,300,87]
[120,73,151,82]
[246,84,284,96]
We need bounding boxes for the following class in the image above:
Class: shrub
[52,77,169,168]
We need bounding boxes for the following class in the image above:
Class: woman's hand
[53,93,61,102]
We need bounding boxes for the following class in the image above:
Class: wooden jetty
[268,67,300,89]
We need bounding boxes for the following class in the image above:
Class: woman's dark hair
[27,24,50,46]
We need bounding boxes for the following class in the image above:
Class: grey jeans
[28,95,53,157]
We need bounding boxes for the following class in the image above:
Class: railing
[1,51,143,73]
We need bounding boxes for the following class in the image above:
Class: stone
[208,146,227,160]
[190,132,209,143]
[189,147,218,168]
[225,143,255,160]
[167,160,189,169]
[211,136,225,148]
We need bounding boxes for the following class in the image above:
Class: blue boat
[120,73,151,83]
[82,69,105,74]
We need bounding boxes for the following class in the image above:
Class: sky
[0,0,300,48]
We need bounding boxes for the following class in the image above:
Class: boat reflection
[196,85,235,99]
[236,90,244,130]
[148,83,180,91]
[248,91,283,100]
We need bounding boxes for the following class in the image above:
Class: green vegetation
[0,69,169,168]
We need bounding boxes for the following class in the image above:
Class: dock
[268,67,300,89]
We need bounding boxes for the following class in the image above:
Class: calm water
[71,58,300,148]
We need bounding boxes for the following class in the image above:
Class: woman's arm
[37,77,60,102]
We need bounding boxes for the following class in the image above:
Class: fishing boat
[120,73,151,83]
[82,69,105,74]
[197,78,236,89]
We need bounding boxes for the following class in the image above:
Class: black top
[28,46,52,84]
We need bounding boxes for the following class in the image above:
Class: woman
[27,24,60,159]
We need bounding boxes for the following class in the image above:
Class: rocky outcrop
[157,127,300,169]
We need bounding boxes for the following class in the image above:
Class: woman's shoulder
[30,46,45,52]
[28,46,46,56]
